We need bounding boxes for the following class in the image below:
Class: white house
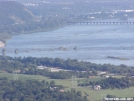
[94,85,101,90]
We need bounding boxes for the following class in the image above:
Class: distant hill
[0,1,35,25]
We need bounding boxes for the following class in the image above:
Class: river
[1,19,134,66]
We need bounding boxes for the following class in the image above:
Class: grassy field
[0,73,72,86]
[75,87,134,101]
[77,75,125,84]
[77,76,104,84]
[0,73,134,101]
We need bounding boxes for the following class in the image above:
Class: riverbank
[0,41,5,48]
[0,24,66,45]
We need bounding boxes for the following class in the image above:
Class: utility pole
[72,75,77,88]
[13,71,18,80]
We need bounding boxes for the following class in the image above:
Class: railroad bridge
[68,21,134,25]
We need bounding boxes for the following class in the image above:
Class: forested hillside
[0,1,34,25]
[0,1,36,41]
[1,0,134,42]
[0,1,67,42]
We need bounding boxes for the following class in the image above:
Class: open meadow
[0,73,134,101]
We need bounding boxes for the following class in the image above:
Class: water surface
[1,19,134,66]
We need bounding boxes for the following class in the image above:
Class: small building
[50,87,57,91]
[105,75,109,78]
[14,70,21,73]
[97,71,107,75]
[0,70,8,73]
[102,75,114,78]
[101,75,110,78]
[94,85,101,90]
[59,89,65,92]
[37,66,48,70]
[88,76,97,78]
[0,41,4,47]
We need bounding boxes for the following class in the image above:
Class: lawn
[77,76,104,84]
[74,87,134,101]
[77,75,125,84]
[0,73,72,86]
[0,73,134,101]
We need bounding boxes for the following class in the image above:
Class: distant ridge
[0,1,35,25]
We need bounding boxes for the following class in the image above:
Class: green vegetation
[1,0,134,43]
[77,77,105,84]
[2,56,134,74]
[0,73,73,87]
[0,1,34,25]
[75,87,134,101]
[0,55,132,101]
[0,1,67,42]
[78,77,134,89]
[0,73,134,101]
[0,56,134,79]
[0,77,88,101]
[1,1,134,100]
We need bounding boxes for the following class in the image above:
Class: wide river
[1,19,134,66]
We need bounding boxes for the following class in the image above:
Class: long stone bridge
[68,21,134,25]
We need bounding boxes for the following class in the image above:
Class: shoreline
[0,25,66,44]
[0,41,5,48]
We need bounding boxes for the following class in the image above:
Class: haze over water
[1,19,134,66]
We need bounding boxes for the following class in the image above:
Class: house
[0,41,4,47]
[102,75,114,78]
[97,71,107,75]
[37,66,70,72]
[88,76,97,78]
[94,85,101,90]
[59,89,65,92]
[37,66,48,70]
[105,75,110,78]
[50,87,57,91]
[13,70,21,73]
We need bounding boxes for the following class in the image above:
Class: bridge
[68,21,134,25]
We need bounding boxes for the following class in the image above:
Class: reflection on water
[1,21,134,66]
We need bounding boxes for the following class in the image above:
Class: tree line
[0,56,134,76]
[78,77,134,90]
